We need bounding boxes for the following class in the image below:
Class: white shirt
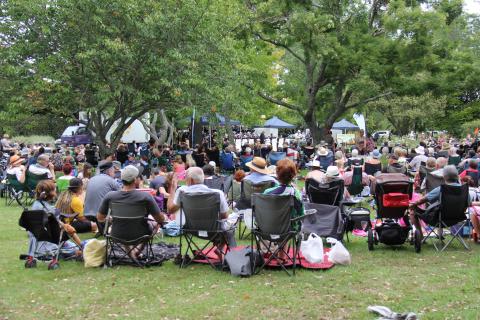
[173,184,228,213]
[409,154,428,172]
[28,164,53,179]
[6,166,24,181]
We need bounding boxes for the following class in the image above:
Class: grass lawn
[1,198,480,319]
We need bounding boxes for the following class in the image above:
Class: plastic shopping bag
[83,239,106,268]
[326,237,351,265]
[300,233,324,263]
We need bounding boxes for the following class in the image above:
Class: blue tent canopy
[332,118,359,131]
[263,116,296,129]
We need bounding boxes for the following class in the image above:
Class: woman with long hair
[56,178,97,234]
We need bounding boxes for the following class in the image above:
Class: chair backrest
[440,184,469,227]
[180,192,221,232]
[364,162,382,176]
[418,165,434,184]
[301,202,344,240]
[19,209,61,243]
[347,166,363,196]
[26,171,49,191]
[6,173,24,191]
[109,202,150,241]
[252,193,294,236]
[375,173,412,219]
[425,172,444,193]
[204,176,224,191]
[466,171,479,187]
[268,151,286,166]
[387,164,406,174]
[307,178,344,206]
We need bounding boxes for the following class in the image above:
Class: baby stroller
[369,173,421,252]
[18,200,81,269]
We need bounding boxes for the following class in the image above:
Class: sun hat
[326,166,340,178]
[121,165,139,183]
[246,157,271,175]
[9,155,24,167]
[415,146,425,155]
[442,142,451,150]
[371,150,381,159]
[310,160,321,168]
[317,147,328,156]
[208,161,216,168]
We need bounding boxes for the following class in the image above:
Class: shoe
[352,229,367,237]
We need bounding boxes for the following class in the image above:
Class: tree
[247,0,466,143]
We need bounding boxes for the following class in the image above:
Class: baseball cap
[121,165,139,183]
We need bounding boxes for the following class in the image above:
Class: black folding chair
[235,179,274,239]
[18,207,71,269]
[425,172,444,194]
[251,194,300,276]
[301,202,345,241]
[204,176,225,191]
[5,173,26,206]
[419,184,470,252]
[105,202,156,267]
[306,178,344,206]
[364,162,382,176]
[179,192,233,269]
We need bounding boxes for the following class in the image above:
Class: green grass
[0,200,480,319]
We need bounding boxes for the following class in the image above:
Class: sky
[464,0,480,14]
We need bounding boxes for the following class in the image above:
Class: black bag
[225,247,263,277]
[346,207,370,232]
[377,221,408,245]
[420,201,441,226]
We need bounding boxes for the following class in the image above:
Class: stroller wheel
[48,261,60,270]
[367,229,375,251]
[414,229,422,253]
[24,258,37,268]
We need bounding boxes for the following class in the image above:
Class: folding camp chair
[25,171,49,204]
[251,194,300,276]
[105,202,156,267]
[347,166,364,196]
[306,178,344,206]
[425,172,444,193]
[235,179,274,239]
[18,206,78,269]
[5,173,26,206]
[204,176,225,191]
[364,162,382,176]
[419,184,470,252]
[179,192,233,269]
[301,202,345,241]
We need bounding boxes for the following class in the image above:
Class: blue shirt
[426,182,464,203]
[244,172,278,185]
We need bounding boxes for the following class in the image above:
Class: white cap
[208,161,216,168]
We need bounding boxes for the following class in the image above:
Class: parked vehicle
[372,130,391,141]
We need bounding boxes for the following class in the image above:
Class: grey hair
[443,165,459,183]
[351,149,359,157]
[186,167,204,184]
[381,147,389,155]
[37,154,50,162]
[436,157,447,168]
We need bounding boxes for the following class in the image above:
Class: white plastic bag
[300,233,324,263]
[242,209,255,230]
[83,239,106,268]
[326,237,351,265]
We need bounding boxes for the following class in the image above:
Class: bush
[11,135,56,145]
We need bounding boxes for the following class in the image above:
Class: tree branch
[257,91,302,112]
[255,33,306,64]
[345,91,393,110]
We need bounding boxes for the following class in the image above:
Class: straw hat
[326,166,340,178]
[442,142,451,151]
[246,157,271,175]
[309,160,321,168]
[9,155,24,167]
[317,147,328,156]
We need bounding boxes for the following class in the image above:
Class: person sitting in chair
[28,154,55,181]
[97,165,166,259]
[167,167,237,252]
[6,155,26,184]
[409,165,469,240]
[305,160,326,183]
[244,157,277,185]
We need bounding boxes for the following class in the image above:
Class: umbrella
[263,116,296,129]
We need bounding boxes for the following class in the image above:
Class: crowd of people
[1,130,479,266]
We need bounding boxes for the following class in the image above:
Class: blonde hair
[56,190,75,214]
[186,154,196,168]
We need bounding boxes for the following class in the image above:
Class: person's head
[121,165,139,187]
[9,155,24,167]
[82,162,93,179]
[310,160,321,170]
[469,159,478,170]
[468,149,476,158]
[371,149,381,159]
[62,163,73,176]
[275,158,297,185]
[36,154,50,168]
[152,167,161,177]
[175,155,183,164]
[246,157,271,175]
[202,164,215,177]
[448,147,457,156]
[443,165,459,183]
[98,160,115,177]
[325,166,340,180]
[436,157,447,169]
[234,170,246,182]
[351,149,359,157]
[245,147,252,155]
[35,180,56,201]
[334,150,344,160]
[381,146,389,155]
[186,167,204,186]
[461,175,475,187]
[426,157,436,169]
[68,178,83,194]
[388,154,398,164]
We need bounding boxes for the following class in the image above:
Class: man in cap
[305,160,326,183]
[97,165,166,258]
[408,146,428,172]
[83,160,120,219]
[244,157,277,184]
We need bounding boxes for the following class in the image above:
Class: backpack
[225,246,263,277]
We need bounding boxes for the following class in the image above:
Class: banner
[336,133,356,145]
[353,113,366,137]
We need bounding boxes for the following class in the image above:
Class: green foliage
[11,135,56,145]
